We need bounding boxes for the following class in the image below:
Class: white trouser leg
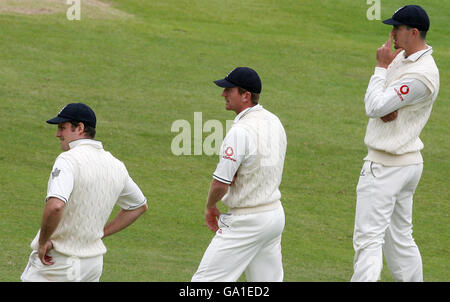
[352,161,393,282]
[383,164,423,282]
[245,234,284,282]
[192,205,285,282]
[351,161,423,282]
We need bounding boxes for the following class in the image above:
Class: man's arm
[365,75,431,120]
[364,70,430,119]
[102,204,148,239]
[365,33,430,122]
[205,126,248,232]
[38,197,65,265]
[205,179,230,232]
[104,175,148,239]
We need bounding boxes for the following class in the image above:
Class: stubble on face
[57,122,79,151]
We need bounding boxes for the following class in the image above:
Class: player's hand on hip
[38,240,54,265]
[376,33,403,69]
[205,206,221,232]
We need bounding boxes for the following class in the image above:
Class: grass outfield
[0,0,448,281]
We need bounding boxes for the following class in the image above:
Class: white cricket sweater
[222,107,287,211]
[31,141,129,257]
[364,47,439,166]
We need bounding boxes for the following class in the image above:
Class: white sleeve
[46,157,74,203]
[116,176,147,210]
[364,67,431,118]
[212,126,249,185]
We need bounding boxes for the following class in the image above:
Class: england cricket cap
[214,67,262,94]
[47,102,96,128]
[382,5,430,31]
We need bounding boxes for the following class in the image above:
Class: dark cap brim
[46,116,71,124]
[213,79,236,88]
[382,18,404,26]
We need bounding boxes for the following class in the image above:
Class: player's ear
[77,122,85,134]
[243,91,251,102]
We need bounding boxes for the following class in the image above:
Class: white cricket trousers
[21,250,103,282]
[191,205,285,282]
[351,161,423,282]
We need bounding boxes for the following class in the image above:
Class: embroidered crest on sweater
[51,168,61,179]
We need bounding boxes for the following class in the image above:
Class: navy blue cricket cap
[47,103,96,128]
[382,5,430,31]
[214,67,262,94]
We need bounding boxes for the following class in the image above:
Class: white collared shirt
[364,46,432,118]
[47,139,146,210]
[68,138,103,149]
[212,105,261,184]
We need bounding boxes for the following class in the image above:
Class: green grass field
[0,0,448,282]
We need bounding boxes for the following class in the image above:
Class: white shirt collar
[403,45,433,62]
[234,104,263,123]
[69,139,103,150]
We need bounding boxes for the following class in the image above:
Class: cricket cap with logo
[382,5,430,31]
[47,102,97,128]
[214,67,262,94]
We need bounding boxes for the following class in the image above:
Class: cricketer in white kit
[21,103,148,282]
[351,5,439,282]
[191,67,287,282]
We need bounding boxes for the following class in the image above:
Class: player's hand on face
[205,206,221,232]
[38,241,54,265]
[381,110,398,122]
[376,33,403,69]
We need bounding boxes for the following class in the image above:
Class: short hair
[406,25,427,40]
[237,87,260,105]
[419,30,427,40]
[70,121,96,138]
